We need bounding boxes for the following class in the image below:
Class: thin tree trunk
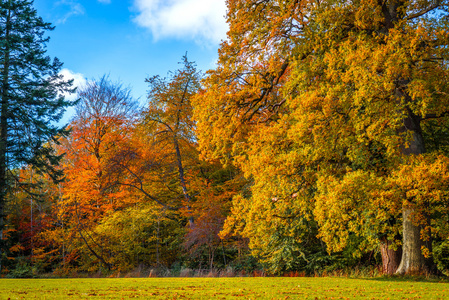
[209,245,215,271]
[173,136,193,226]
[221,239,227,267]
[156,218,160,266]
[0,1,12,273]
[174,77,194,226]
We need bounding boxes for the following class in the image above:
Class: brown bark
[174,78,194,227]
[174,135,193,226]
[0,1,12,273]
[380,238,402,275]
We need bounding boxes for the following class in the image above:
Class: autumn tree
[140,56,248,269]
[184,161,245,269]
[194,0,323,274]
[4,167,61,275]
[0,0,74,271]
[93,203,182,271]
[108,56,246,270]
[142,55,201,224]
[55,76,138,271]
[88,57,243,270]
[194,0,449,275]
[287,0,449,275]
[101,56,200,218]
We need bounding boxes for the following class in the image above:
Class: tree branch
[407,2,441,20]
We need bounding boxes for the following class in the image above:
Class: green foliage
[229,254,260,274]
[0,0,75,175]
[433,240,449,273]
[5,257,38,278]
[423,119,449,155]
[0,0,74,271]
[94,204,184,271]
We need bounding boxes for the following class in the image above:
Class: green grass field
[0,277,448,299]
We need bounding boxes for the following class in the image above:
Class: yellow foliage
[194,0,449,265]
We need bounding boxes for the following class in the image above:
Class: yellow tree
[142,55,201,225]
[287,0,449,275]
[194,0,449,275]
[194,0,321,274]
[93,202,182,271]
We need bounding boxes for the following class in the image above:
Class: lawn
[0,277,448,299]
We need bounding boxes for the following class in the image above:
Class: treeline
[0,59,379,277]
[2,61,252,277]
[2,0,449,277]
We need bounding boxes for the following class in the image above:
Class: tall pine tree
[0,0,74,270]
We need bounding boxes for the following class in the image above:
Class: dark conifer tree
[0,0,75,269]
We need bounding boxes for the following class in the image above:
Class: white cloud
[55,0,85,24]
[132,0,228,45]
[57,69,87,124]
[58,69,87,101]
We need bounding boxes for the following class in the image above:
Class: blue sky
[32,0,228,122]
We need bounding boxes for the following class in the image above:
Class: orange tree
[194,0,449,275]
[102,56,244,270]
[51,76,138,271]
[143,55,201,225]
[103,56,202,231]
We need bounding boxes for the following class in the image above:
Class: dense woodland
[1,0,449,277]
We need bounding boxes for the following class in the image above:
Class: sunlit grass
[1,277,448,299]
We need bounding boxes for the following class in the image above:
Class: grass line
[0,277,448,299]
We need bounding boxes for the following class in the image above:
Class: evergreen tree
[0,0,75,270]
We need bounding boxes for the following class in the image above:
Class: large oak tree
[194,0,449,275]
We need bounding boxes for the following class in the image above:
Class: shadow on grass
[360,274,449,283]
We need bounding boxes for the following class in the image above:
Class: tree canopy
[194,0,449,275]
[2,0,449,277]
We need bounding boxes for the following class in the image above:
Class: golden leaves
[195,0,449,268]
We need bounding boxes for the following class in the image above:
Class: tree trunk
[174,136,194,226]
[380,238,402,275]
[0,2,12,273]
[173,77,194,227]
[396,208,431,274]
[395,112,438,274]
